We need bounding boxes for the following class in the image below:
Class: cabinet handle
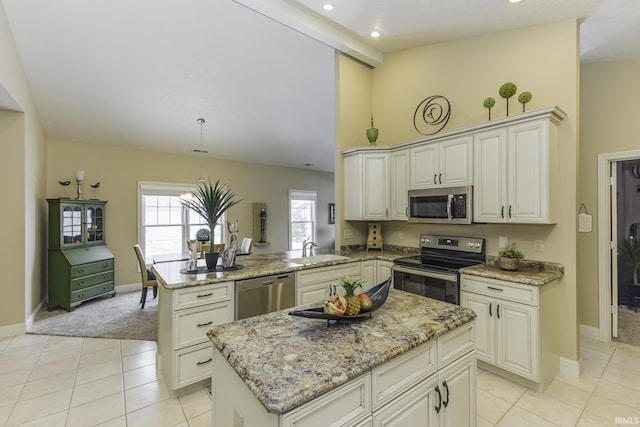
[196,358,213,365]
[442,380,450,408]
[197,293,213,298]
[197,321,213,327]
[434,385,442,413]
[487,286,503,292]
[497,304,501,319]
[509,205,512,218]
[434,174,437,185]
[489,302,492,317]
[439,173,442,184]
[501,206,504,218]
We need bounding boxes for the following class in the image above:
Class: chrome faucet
[302,238,318,257]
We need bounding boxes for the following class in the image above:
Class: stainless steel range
[393,234,485,305]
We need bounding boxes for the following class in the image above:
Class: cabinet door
[410,144,438,189]
[61,204,84,247]
[297,283,329,306]
[390,149,409,220]
[438,351,477,427]
[361,260,377,290]
[460,292,495,364]
[496,300,538,381]
[377,261,393,285]
[473,129,507,223]
[344,154,363,221]
[440,137,473,186]
[507,120,549,223]
[372,375,438,427]
[363,153,390,220]
[85,204,105,246]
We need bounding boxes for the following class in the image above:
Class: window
[138,182,225,261]
[289,190,317,250]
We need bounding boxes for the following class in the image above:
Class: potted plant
[180,178,242,269]
[498,242,524,271]
[618,237,640,305]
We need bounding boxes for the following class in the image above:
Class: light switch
[534,240,544,251]
[498,236,508,248]
[344,229,353,239]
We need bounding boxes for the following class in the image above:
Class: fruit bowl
[288,276,392,323]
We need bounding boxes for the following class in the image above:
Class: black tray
[180,264,244,274]
[288,276,392,323]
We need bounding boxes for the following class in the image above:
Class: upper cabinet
[390,149,409,220]
[409,136,473,190]
[48,199,107,248]
[344,150,391,221]
[474,112,563,224]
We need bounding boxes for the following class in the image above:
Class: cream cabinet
[361,259,394,291]
[295,262,361,305]
[409,136,473,190]
[473,114,562,224]
[461,274,559,390]
[344,150,390,221]
[158,281,233,395]
[390,149,409,220]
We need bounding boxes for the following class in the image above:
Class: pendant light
[193,117,208,183]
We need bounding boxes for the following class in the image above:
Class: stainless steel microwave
[407,186,473,224]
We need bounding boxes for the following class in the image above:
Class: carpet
[29,290,157,341]
[616,305,640,347]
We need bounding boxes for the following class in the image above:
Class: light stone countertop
[460,256,564,286]
[207,289,476,414]
[151,249,408,290]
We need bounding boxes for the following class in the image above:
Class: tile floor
[0,333,638,426]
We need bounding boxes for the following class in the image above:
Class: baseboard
[26,298,46,330]
[0,322,27,339]
[116,283,142,294]
[580,324,600,341]
[559,356,581,378]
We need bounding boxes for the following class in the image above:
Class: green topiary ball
[483,97,496,108]
[518,91,532,104]
[499,82,517,99]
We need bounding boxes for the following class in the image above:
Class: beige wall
[46,139,335,286]
[578,60,640,328]
[0,1,47,329]
[338,21,581,360]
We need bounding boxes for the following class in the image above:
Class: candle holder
[74,170,85,200]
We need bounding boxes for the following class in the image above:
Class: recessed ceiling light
[509,0,522,3]
[370,30,381,38]
[321,1,334,11]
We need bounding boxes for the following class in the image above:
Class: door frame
[597,149,640,341]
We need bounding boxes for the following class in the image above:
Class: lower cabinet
[461,274,559,390]
[158,281,233,395]
[295,262,361,305]
[361,260,394,291]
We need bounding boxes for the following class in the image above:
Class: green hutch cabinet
[47,199,115,311]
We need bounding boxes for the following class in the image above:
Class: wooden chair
[133,244,158,309]
[199,242,225,258]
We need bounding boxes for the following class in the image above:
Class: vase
[366,116,378,145]
[205,252,219,270]
[499,257,519,271]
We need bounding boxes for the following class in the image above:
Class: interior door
[611,162,618,338]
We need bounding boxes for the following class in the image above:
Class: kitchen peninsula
[208,290,477,426]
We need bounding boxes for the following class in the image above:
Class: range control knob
[467,242,474,248]
[475,242,482,248]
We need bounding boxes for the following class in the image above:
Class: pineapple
[339,276,362,315]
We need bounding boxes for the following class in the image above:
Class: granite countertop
[151,249,409,290]
[460,256,564,286]
[207,289,476,414]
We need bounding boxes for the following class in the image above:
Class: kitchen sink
[286,254,350,265]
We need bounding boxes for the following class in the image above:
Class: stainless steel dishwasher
[235,273,295,320]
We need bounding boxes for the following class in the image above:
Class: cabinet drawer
[173,302,233,350]
[281,374,371,427]
[71,271,114,291]
[438,321,475,368]
[71,259,114,278]
[71,282,114,303]
[461,275,538,306]
[173,281,233,311]
[174,342,213,389]
[371,342,436,410]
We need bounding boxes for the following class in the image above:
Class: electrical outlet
[344,229,353,239]
[534,240,544,251]
[498,236,508,248]
[234,408,244,427]
[397,231,403,239]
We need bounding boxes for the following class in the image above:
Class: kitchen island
[208,289,477,427]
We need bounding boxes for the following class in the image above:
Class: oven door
[393,265,459,305]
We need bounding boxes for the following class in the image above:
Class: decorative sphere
[518,91,532,104]
[196,228,210,242]
[499,82,517,99]
[483,97,496,108]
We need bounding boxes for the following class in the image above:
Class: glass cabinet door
[61,204,84,247]
[85,205,105,245]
